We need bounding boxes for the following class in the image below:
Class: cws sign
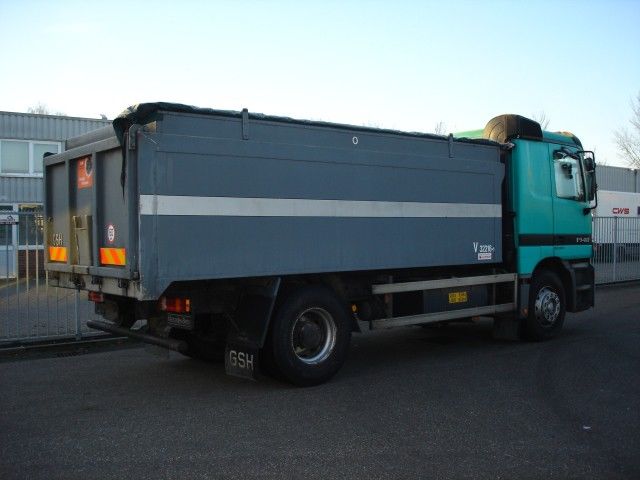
[612,207,630,215]
[611,207,631,215]
[597,191,640,217]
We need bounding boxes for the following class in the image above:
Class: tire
[524,271,566,341]
[264,285,351,386]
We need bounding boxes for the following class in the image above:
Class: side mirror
[578,150,596,173]
[578,150,597,213]
[584,157,595,173]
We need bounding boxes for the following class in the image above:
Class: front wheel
[264,286,351,386]
[524,271,566,341]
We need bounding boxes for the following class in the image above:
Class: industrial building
[0,111,110,277]
[596,164,640,193]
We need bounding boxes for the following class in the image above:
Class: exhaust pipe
[87,320,188,353]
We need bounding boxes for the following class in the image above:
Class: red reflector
[88,291,104,303]
[160,297,191,313]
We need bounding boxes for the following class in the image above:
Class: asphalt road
[1,283,639,479]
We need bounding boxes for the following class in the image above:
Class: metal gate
[593,217,640,284]
[1,211,103,345]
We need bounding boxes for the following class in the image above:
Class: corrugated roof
[0,111,110,142]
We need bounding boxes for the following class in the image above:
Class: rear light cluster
[160,297,191,314]
[88,291,104,303]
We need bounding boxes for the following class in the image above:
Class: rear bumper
[47,270,145,300]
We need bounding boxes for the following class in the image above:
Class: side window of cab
[553,153,584,201]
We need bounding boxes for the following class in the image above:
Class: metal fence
[0,211,103,345]
[593,216,640,284]
[0,211,639,345]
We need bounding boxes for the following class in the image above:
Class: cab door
[549,144,592,259]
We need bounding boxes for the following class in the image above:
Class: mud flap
[224,277,280,380]
[225,345,259,380]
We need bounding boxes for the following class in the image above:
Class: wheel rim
[290,307,337,364]
[534,286,561,326]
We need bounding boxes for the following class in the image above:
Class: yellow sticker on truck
[448,291,468,304]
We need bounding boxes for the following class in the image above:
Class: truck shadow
[58,316,589,393]
[340,316,589,383]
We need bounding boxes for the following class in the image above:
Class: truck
[592,190,640,261]
[44,103,597,386]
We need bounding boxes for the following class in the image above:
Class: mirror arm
[584,183,598,215]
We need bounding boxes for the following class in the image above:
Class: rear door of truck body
[44,129,139,292]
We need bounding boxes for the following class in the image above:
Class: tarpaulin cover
[112,102,500,146]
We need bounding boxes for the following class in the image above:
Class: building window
[0,140,60,175]
[33,143,55,173]
[1,141,29,173]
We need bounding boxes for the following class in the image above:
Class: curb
[0,335,140,361]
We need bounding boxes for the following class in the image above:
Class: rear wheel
[524,271,566,341]
[264,285,351,386]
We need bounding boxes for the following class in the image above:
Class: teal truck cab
[458,115,596,336]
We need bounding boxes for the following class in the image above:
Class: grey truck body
[45,103,504,300]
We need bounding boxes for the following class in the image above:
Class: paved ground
[1,283,639,479]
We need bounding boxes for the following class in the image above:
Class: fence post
[612,217,618,282]
[75,289,82,341]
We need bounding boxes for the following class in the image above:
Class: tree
[27,102,50,114]
[614,91,640,168]
[531,111,550,130]
[433,121,447,135]
[26,102,66,116]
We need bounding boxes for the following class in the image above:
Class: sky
[0,0,639,166]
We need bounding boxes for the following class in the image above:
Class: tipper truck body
[44,103,596,385]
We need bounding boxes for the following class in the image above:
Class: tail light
[88,291,104,303]
[160,297,191,314]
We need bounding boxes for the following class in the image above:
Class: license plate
[225,345,258,380]
[448,291,468,304]
[167,313,194,330]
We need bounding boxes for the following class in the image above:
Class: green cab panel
[511,139,592,275]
